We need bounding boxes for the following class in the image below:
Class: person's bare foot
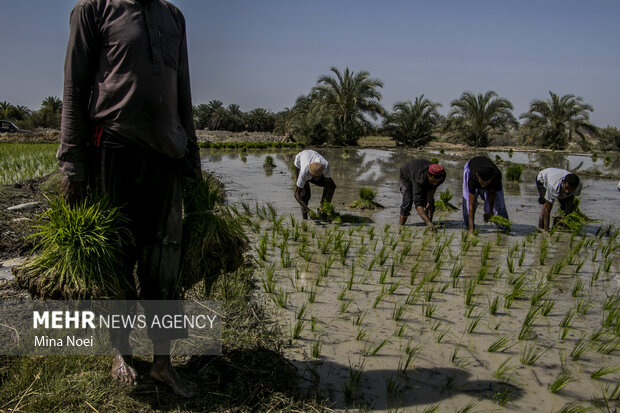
[150,356,198,398]
[110,353,137,385]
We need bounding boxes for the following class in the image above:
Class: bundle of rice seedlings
[180,172,248,296]
[490,216,513,230]
[341,148,351,159]
[553,197,591,233]
[505,165,522,182]
[16,195,130,299]
[263,155,276,169]
[310,201,366,224]
[434,189,458,211]
[349,187,384,210]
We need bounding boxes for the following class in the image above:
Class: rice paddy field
[0,143,57,186]
[1,144,619,412]
[201,147,620,412]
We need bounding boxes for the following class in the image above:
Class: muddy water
[200,148,620,412]
[200,147,620,230]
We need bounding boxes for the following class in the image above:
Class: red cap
[428,163,445,176]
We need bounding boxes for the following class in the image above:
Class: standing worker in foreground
[536,168,582,231]
[462,156,509,234]
[399,159,446,230]
[58,0,201,397]
[293,149,337,219]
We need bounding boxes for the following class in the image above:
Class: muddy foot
[150,362,198,398]
[110,354,137,385]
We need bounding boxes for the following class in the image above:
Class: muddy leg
[150,340,198,398]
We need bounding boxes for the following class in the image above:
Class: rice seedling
[506,254,515,274]
[560,309,576,340]
[476,265,489,285]
[521,342,552,366]
[257,232,268,261]
[493,384,514,407]
[394,323,407,338]
[273,288,290,308]
[540,238,549,265]
[423,302,437,318]
[398,242,413,264]
[591,366,620,379]
[308,285,318,303]
[405,289,421,306]
[436,326,450,343]
[550,258,567,277]
[368,226,375,240]
[597,340,620,355]
[342,360,365,403]
[339,300,351,313]
[424,286,435,302]
[480,242,492,267]
[467,311,486,334]
[570,337,591,360]
[518,247,527,267]
[505,164,522,182]
[311,339,322,358]
[531,279,551,307]
[423,404,440,413]
[493,357,518,383]
[280,248,292,268]
[296,302,309,320]
[373,286,389,309]
[349,187,384,209]
[434,189,458,211]
[519,306,540,340]
[449,261,464,287]
[456,400,479,413]
[549,371,577,394]
[392,301,407,321]
[576,297,591,315]
[291,319,304,339]
[488,294,500,315]
[379,267,389,284]
[465,280,476,306]
[356,328,368,341]
[363,337,391,356]
[540,299,556,316]
[488,335,516,352]
[409,257,422,285]
[553,402,592,413]
[378,245,390,265]
[450,344,470,367]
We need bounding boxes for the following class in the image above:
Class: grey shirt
[58,0,199,181]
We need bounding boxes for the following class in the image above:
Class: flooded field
[202,148,620,412]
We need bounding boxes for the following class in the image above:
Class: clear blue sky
[1,0,619,127]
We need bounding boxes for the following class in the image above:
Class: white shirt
[294,150,331,188]
[537,168,582,203]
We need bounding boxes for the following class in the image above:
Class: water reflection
[200,147,620,227]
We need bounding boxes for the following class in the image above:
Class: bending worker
[536,168,582,231]
[462,156,509,234]
[293,149,336,219]
[399,159,446,230]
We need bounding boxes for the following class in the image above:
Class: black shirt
[467,156,502,193]
[400,159,446,208]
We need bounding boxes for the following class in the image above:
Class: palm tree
[246,108,274,132]
[383,95,442,147]
[447,91,518,147]
[41,96,62,114]
[519,91,596,150]
[313,67,384,145]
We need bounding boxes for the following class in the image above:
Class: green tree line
[4,68,620,151]
[1,97,62,130]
